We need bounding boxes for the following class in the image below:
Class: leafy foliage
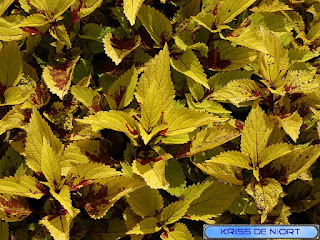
[1,0,320,239]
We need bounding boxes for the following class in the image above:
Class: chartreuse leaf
[0,41,22,87]
[0,147,24,178]
[186,181,241,220]
[127,217,161,235]
[71,85,101,113]
[0,194,32,222]
[49,24,72,48]
[307,21,320,42]
[225,19,268,54]
[241,101,274,168]
[107,66,138,110]
[0,220,9,240]
[211,79,262,107]
[282,70,320,94]
[181,181,212,201]
[132,159,169,190]
[160,198,194,225]
[0,175,44,199]
[0,0,14,16]
[277,145,320,184]
[50,185,74,217]
[163,108,225,137]
[2,86,33,106]
[258,26,289,89]
[162,223,195,240]
[39,208,80,240]
[0,108,25,135]
[59,143,89,176]
[211,41,258,71]
[250,0,292,12]
[191,2,217,32]
[137,4,172,45]
[15,14,48,27]
[139,45,175,130]
[126,186,164,217]
[258,143,294,168]
[205,151,252,170]
[76,110,137,138]
[25,108,63,173]
[42,56,80,99]
[171,49,209,89]
[165,159,186,197]
[41,138,61,186]
[186,126,240,157]
[0,16,28,41]
[123,0,144,25]
[196,162,243,185]
[216,0,256,25]
[229,189,258,215]
[30,0,76,20]
[246,178,284,223]
[65,162,121,191]
[71,0,104,19]
[279,111,303,142]
[103,33,140,65]
[84,175,146,219]
[135,44,173,104]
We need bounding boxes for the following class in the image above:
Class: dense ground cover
[1,0,320,239]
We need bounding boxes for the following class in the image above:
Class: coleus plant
[1,0,320,239]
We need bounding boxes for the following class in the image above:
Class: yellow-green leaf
[127,217,161,235]
[279,111,302,142]
[71,85,101,112]
[0,41,22,87]
[0,16,28,41]
[163,108,225,137]
[250,0,292,12]
[137,4,172,45]
[41,138,61,186]
[25,108,63,173]
[123,0,144,25]
[0,0,14,16]
[0,108,25,135]
[196,162,243,185]
[0,194,32,222]
[258,26,289,89]
[216,0,256,25]
[160,198,194,224]
[162,223,195,240]
[241,101,274,166]
[278,145,320,184]
[211,79,262,106]
[0,175,44,199]
[84,175,145,219]
[139,45,175,130]
[186,181,241,220]
[65,162,121,191]
[206,151,252,170]
[42,56,80,100]
[258,143,294,168]
[76,110,137,139]
[282,70,320,94]
[170,49,209,89]
[126,186,164,217]
[132,159,169,190]
[39,208,79,240]
[71,0,103,19]
[50,185,74,217]
[103,33,140,65]
[15,14,48,27]
[246,178,284,223]
[49,24,71,48]
[106,65,138,110]
[2,86,33,106]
